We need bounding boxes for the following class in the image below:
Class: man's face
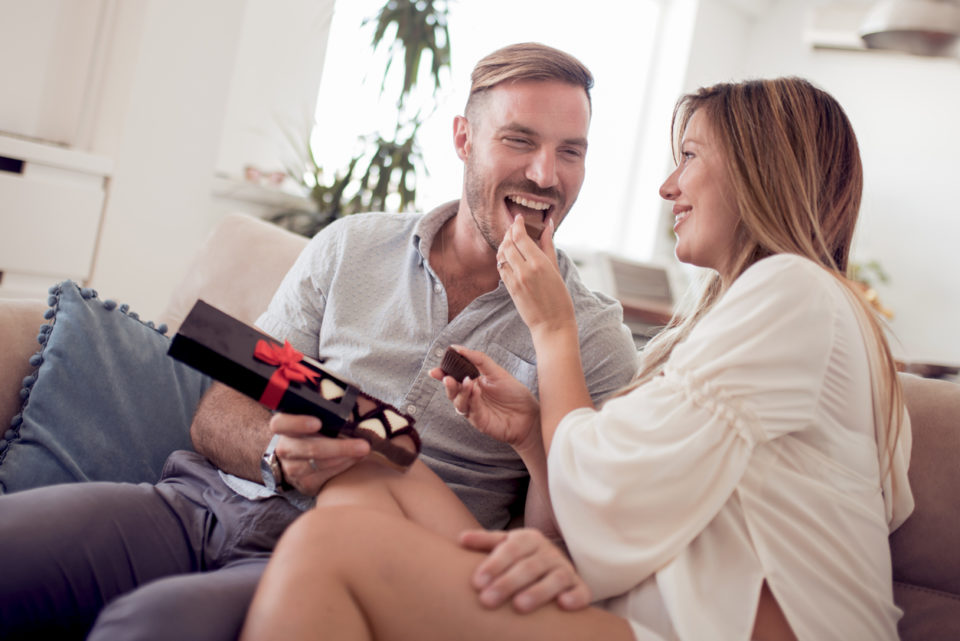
[456,80,590,252]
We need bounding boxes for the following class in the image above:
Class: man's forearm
[190,382,272,481]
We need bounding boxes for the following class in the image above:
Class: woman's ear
[453,115,471,161]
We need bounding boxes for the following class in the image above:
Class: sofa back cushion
[159,213,307,333]
[892,373,960,639]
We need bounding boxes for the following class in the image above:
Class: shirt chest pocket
[484,343,538,395]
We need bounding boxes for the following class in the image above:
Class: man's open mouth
[505,194,551,239]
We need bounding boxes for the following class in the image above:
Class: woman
[240,77,913,641]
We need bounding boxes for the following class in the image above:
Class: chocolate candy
[440,346,480,382]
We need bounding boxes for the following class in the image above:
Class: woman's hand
[497,217,577,339]
[429,346,540,451]
[459,528,591,613]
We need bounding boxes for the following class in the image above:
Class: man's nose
[526,148,558,188]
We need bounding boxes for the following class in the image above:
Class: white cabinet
[0,135,112,299]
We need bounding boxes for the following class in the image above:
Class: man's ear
[453,115,470,161]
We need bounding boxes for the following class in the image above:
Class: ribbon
[253,339,320,409]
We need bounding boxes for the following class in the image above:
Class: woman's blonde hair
[632,77,903,474]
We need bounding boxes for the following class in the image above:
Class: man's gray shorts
[0,450,303,641]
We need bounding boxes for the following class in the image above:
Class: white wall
[653,0,960,365]
[89,0,332,319]
[0,0,332,319]
[86,0,246,317]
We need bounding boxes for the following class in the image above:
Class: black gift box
[167,300,419,468]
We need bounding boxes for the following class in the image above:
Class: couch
[0,213,957,639]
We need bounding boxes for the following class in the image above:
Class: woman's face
[659,109,740,282]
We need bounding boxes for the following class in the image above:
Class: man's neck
[431,214,501,320]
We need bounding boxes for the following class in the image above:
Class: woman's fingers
[538,218,559,270]
[496,219,523,272]
[458,528,590,613]
[510,565,590,613]
[459,528,508,553]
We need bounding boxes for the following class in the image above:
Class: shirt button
[434,348,444,358]
[434,283,442,293]
[406,405,417,415]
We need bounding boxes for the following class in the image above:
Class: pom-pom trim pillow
[0,281,212,493]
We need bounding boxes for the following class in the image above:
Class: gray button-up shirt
[225,201,638,528]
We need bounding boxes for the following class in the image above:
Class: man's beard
[462,155,501,253]
[462,154,566,253]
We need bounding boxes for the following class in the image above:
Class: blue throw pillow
[0,281,212,493]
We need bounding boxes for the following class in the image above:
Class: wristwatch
[260,434,291,493]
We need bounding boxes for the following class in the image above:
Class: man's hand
[269,413,370,495]
[459,528,591,613]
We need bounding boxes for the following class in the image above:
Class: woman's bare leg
[315,458,481,540]
[241,505,634,641]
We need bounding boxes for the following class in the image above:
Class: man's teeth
[508,195,549,211]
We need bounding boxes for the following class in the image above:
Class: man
[0,43,637,641]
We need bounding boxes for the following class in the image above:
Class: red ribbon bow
[253,339,320,409]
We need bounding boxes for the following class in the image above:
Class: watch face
[269,454,285,490]
[261,434,284,492]
[261,451,281,492]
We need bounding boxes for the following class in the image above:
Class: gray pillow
[0,281,212,492]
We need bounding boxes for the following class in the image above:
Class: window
[313,0,662,256]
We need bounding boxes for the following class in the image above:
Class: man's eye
[561,148,584,159]
[504,137,531,147]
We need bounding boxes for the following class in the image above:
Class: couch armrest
[0,300,47,427]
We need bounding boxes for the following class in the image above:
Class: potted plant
[270,0,450,238]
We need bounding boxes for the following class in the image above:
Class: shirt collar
[412,200,459,266]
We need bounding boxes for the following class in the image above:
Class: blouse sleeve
[548,255,840,599]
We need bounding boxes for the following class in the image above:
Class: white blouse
[548,254,914,641]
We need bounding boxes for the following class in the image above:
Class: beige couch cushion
[893,374,960,639]
[158,213,308,333]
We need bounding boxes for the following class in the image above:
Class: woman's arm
[496,217,594,451]
[428,349,559,535]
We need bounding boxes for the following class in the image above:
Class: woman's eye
[682,151,695,160]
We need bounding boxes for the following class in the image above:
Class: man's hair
[465,42,593,118]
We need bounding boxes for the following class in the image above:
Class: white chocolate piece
[357,418,387,439]
[320,378,345,400]
[383,409,409,431]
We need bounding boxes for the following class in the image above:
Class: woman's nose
[659,168,679,200]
